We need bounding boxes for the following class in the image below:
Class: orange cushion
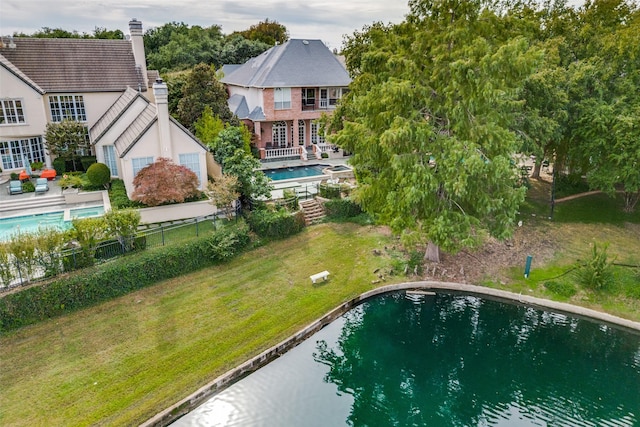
[19,170,29,180]
[40,169,56,180]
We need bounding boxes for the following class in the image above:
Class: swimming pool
[263,165,328,181]
[0,205,105,241]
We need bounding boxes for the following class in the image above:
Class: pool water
[263,165,328,181]
[173,292,640,426]
[0,205,105,241]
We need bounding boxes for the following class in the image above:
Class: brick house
[221,39,351,161]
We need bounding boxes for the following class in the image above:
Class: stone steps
[0,194,66,213]
[299,199,325,225]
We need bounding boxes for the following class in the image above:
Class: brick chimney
[153,78,172,158]
[129,18,148,91]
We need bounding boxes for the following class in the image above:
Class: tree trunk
[531,160,542,180]
[424,241,440,263]
[623,191,640,213]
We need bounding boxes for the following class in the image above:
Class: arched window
[272,121,287,147]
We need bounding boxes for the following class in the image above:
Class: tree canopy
[329,0,542,260]
[144,20,284,72]
[43,120,89,172]
[131,157,200,206]
[175,63,235,132]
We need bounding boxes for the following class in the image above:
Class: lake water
[172,292,640,426]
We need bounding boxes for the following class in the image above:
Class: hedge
[324,198,362,218]
[0,222,250,332]
[245,208,305,239]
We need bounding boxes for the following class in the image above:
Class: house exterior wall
[0,68,48,140]
[121,122,208,197]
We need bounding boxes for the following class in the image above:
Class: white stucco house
[0,19,216,197]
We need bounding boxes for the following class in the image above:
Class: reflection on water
[173,293,640,426]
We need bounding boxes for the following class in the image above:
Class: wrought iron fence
[0,215,220,292]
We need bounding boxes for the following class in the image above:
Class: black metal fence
[0,215,221,292]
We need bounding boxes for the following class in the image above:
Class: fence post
[15,259,23,286]
[196,217,199,237]
[161,226,165,246]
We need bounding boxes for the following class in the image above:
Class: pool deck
[0,178,103,219]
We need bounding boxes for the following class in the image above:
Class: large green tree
[330,0,542,261]
[175,63,234,132]
[208,126,271,206]
[232,18,289,46]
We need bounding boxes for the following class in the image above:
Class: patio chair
[8,180,23,195]
[35,177,49,194]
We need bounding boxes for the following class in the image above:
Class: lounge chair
[8,180,23,195]
[35,178,49,194]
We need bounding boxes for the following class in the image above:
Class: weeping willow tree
[329,0,543,261]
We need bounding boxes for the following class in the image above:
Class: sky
[0,0,410,51]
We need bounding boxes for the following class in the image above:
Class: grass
[0,223,400,426]
[492,179,640,320]
[1,181,639,425]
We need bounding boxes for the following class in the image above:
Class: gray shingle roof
[90,87,143,143]
[221,39,351,88]
[228,94,250,119]
[0,53,45,94]
[0,38,144,93]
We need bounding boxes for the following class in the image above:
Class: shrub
[86,162,111,189]
[0,223,250,332]
[22,181,35,193]
[246,207,305,239]
[555,173,589,198]
[109,179,143,209]
[324,198,362,218]
[80,156,97,171]
[132,157,200,206]
[58,174,84,190]
[319,183,341,199]
[10,172,19,180]
[321,152,329,159]
[544,280,577,298]
[52,157,66,175]
[573,242,615,291]
[30,161,44,170]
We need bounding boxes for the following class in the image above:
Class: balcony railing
[263,146,305,160]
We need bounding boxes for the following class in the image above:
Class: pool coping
[141,281,640,427]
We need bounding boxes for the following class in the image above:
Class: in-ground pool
[0,205,105,241]
[173,292,640,426]
[262,164,328,181]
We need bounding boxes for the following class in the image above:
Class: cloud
[1,0,408,49]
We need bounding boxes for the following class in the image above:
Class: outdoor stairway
[0,194,65,213]
[299,199,326,225]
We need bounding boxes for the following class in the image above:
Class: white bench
[310,270,330,283]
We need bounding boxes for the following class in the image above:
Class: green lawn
[1,189,639,426]
[0,223,398,426]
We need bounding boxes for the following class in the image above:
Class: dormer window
[0,99,25,125]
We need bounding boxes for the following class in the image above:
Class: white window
[272,121,287,147]
[0,99,25,125]
[103,145,118,176]
[132,156,154,177]
[179,153,201,184]
[311,121,326,145]
[274,88,291,110]
[0,137,45,170]
[49,95,87,122]
[298,120,305,145]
